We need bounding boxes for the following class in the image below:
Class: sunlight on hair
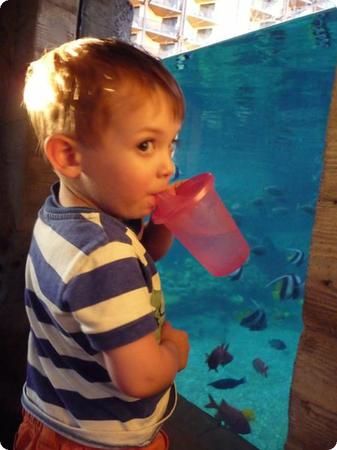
[24,61,56,111]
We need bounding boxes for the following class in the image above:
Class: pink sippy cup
[152,173,250,276]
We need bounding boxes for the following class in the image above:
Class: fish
[205,344,233,371]
[175,53,191,71]
[263,185,284,196]
[311,14,331,48]
[269,339,287,350]
[240,304,267,331]
[252,358,268,377]
[240,309,267,331]
[297,203,315,215]
[241,408,256,422]
[271,206,289,215]
[249,310,267,331]
[175,62,185,71]
[205,394,251,434]
[251,197,264,207]
[228,265,243,281]
[286,248,305,266]
[176,53,191,63]
[208,377,246,390]
[251,245,267,256]
[266,274,302,300]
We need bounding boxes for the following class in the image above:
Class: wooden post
[286,70,337,450]
[79,0,133,40]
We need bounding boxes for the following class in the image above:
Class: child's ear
[44,134,82,178]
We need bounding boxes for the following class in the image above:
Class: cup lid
[152,172,214,224]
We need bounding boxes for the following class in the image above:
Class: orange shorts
[14,409,169,450]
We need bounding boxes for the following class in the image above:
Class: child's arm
[102,321,189,398]
[140,220,173,261]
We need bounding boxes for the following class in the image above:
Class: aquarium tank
[159,8,337,450]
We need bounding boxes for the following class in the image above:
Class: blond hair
[23,37,185,152]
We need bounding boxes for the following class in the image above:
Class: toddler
[14,37,189,450]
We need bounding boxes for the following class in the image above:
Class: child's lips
[150,187,171,205]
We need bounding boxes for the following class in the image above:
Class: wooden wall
[285,71,337,449]
[0,1,132,448]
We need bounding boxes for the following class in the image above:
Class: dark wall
[0,1,132,448]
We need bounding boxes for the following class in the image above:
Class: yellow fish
[241,408,256,422]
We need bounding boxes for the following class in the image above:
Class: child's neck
[58,181,94,209]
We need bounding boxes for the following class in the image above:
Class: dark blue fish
[251,197,264,207]
[286,248,305,266]
[208,377,246,390]
[269,339,287,350]
[205,394,251,434]
[205,344,233,372]
[251,245,267,256]
[240,308,267,331]
[228,265,243,281]
[266,274,302,300]
[297,203,315,215]
[311,13,331,48]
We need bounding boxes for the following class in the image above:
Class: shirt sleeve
[62,239,158,352]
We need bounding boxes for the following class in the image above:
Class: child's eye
[138,141,154,152]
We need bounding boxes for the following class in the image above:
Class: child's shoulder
[40,208,133,256]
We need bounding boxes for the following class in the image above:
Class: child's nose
[158,154,175,179]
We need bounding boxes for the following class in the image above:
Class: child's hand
[161,321,190,371]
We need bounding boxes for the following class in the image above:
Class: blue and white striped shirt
[22,183,176,448]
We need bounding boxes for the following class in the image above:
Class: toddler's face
[78,91,181,219]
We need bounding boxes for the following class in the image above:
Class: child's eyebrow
[135,127,167,137]
[135,127,181,136]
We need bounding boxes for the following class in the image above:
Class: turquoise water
[160,9,337,450]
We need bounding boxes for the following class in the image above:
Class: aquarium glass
[159,8,337,450]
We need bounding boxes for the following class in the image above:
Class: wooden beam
[79,0,133,41]
[0,2,134,448]
[0,1,79,448]
[286,70,337,450]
